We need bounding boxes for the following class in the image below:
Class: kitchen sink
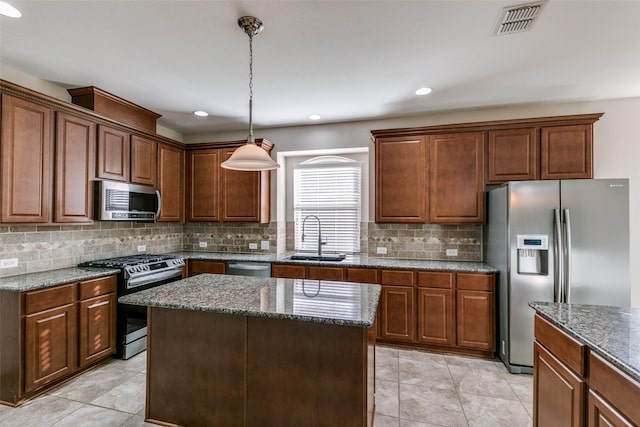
[287,253,346,262]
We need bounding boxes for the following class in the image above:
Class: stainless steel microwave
[95,180,160,221]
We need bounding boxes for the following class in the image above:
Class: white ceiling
[1,0,640,135]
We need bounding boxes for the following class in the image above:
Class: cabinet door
[379,285,415,342]
[131,135,157,186]
[429,132,485,223]
[588,389,634,427]
[533,341,585,427]
[346,268,379,284]
[188,260,226,276]
[79,293,116,367]
[157,143,184,222]
[220,148,269,223]
[1,95,53,223]
[417,287,454,346]
[55,112,96,223]
[307,266,344,281]
[97,125,130,182]
[540,124,592,180]
[456,289,494,351]
[375,136,428,223]
[487,128,538,183]
[187,149,219,221]
[271,264,305,279]
[24,304,77,393]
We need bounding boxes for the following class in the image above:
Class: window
[294,156,361,254]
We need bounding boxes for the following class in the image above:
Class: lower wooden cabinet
[78,276,117,368]
[456,290,494,351]
[417,287,454,346]
[379,285,415,342]
[188,260,226,276]
[588,390,634,427]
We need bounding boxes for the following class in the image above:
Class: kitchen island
[530,302,640,426]
[119,274,380,427]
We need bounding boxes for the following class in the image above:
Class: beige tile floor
[0,346,532,427]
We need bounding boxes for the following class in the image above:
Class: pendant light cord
[248,32,255,144]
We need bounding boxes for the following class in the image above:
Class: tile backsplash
[0,220,481,278]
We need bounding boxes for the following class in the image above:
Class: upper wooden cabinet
[187,144,272,223]
[541,124,592,180]
[1,95,53,223]
[429,132,484,223]
[157,142,184,222]
[96,124,130,182]
[375,136,428,223]
[131,135,157,186]
[55,112,96,223]
[487,128,538,183]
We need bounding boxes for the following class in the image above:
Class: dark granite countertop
[529,302,640,383]
[0,267,120,292]
[119,274,381,327]
[170,251,498,273]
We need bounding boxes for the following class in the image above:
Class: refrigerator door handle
[564,208,572,303]
[553,208,563,303]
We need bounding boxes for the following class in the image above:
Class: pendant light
[221,16,280,171]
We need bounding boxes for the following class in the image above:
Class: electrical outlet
[446,249,458,257]
[260,240,270,250]
[249,243,258,250]
[0,258,18,269]
[199,241,208,248]
[137,245,146,252]
[376,247,387,255]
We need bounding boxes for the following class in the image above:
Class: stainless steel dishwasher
[226,262,271,277]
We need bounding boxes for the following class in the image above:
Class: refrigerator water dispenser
[516,234,548,275]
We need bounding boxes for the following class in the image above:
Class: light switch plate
[0,258,18,269]
[249,243,258,250]
[446,249,458,257]
[260,241,270,250]
[199,241,208,248]
[376,247,387,255]
[137,245,146,252]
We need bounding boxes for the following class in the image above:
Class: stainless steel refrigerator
[484,179,630,373]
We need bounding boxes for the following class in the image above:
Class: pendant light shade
[221,16,279,171]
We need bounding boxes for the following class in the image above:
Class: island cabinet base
[146,307,375,427]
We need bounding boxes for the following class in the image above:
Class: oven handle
[126,268,183,289]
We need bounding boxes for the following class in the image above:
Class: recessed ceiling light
[0,1,21,18]
[193,110,208,117]
[415,87,433,96]
[308,114,321,121]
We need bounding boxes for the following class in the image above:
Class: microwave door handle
[155,190,161,219]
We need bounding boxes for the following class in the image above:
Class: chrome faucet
[301,215,327,256]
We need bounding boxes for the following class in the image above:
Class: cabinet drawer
[589,352,640,426]
[380,270,415,286]
[189,260,226,276]
[534,314,586,376]
[346,268,379,284]
[307,266,344,281]
[79,276,117,300]
[417,271,453,288]
[25,283,76,315]
[272,264,305,279]
[456,273,494,291]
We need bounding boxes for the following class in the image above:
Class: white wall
[191,97,640,307]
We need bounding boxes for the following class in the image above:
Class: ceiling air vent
[492,1,547,36]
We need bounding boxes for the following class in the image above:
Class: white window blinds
[294,157,362,254]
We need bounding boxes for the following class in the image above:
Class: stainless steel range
[79,254,185,359]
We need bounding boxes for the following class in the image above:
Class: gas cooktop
[79,254,180,268]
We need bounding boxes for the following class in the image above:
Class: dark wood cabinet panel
[379,285,415,342]
[541,124,593,180]
[417,271,453,288]
[380,269,415,286]
[130,134,157,186]
[307,266,345,281]
[54,112,95,223]
[188,260,226,276]
[456,289,494,351]
[186,149,219,221]
[1,94,53,223]
[271,264,306,279]
[97,125,130,182]
[220,148,269,223]
[417,287,454,346]
[589,352,640,426]
[429,132,485,223]
[79,292,116,368]
[457,273,495,291]
[24,303,77,393]
[487,128,538,182]
[346,268,379,284]
[157,143,184,222]
[375,136,428,223]
[588,389,634,427]
[533,341,585,427]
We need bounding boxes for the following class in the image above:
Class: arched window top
[298,155,359,168]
